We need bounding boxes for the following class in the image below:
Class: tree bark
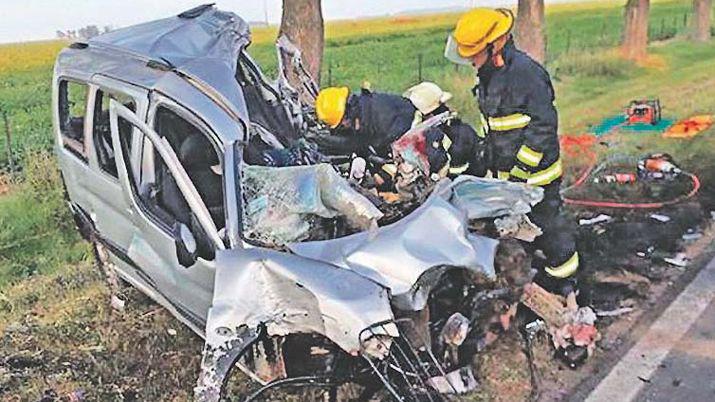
[692,0,712,42]
[515,0,546,64]
[279,0,324,85]
[622,0,650,61]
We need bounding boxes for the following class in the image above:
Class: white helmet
[403,82,453,115]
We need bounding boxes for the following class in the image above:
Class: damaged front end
[196,176,544,401]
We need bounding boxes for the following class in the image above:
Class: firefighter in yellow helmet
[446,8,580,298]
[314,85,417,159]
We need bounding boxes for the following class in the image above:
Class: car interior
[236,52,301,165]
[93,90,136,178]
[58,80,89,158]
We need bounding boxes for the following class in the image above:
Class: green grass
[0,151,90,287]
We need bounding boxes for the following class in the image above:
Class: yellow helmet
[316,87,350,128]
[445,8,514,64]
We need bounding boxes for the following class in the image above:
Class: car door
[83,76,148,251]
[108,100,224,327]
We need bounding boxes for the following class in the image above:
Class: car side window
[58,80,89,161]
[93,89,136,178]
[152,106,225,231]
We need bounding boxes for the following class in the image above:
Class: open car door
[108,100,224,332]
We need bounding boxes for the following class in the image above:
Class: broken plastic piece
[494,214,542,242]
[349,157,367,183]
[579,214,612,226]
[110,294,125,311]
[441,312,470,347]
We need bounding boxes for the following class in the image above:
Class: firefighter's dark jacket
[315,91,416,157]
[476,39,562,186]
[425,105,486,177]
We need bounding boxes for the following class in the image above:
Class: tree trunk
[622,0,650,61]
[692,0,712,42]
[515,0,546,64]
[279,0,324,85]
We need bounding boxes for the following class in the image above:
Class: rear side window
[93,90,136,178]
[58,80,89,161]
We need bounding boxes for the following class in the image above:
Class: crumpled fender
[195,248,395,401]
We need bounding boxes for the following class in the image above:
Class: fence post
[600,21,607,44]
[418,54,423,82]
[2,110,13,171]
[565,29,571,53]
[327,63,332,86]
[683,13,688,29]
[660,18,665,37]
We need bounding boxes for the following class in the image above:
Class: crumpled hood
[202,176,541,379]
[287,177,539,310]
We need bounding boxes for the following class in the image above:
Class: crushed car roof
[72,4,252,128]
[89,4,250,72]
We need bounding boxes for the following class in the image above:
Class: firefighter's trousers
[527,179,579,280]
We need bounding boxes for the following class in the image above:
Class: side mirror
[173,222,198,268]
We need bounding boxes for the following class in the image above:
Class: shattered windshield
[233,116,448,246]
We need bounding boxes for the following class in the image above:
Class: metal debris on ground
[579,214,612,226]
[649,213,671,223]
[682,229,702,241]
[636,246,656,259]
[426,366,479,394]
[664,253,689,268]
[595,307,635,317]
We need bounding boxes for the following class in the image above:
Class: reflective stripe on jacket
[475,39,562,187]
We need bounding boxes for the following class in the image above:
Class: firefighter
[445,8,579,297]
[313,85,416,159]
[403,81,487,178]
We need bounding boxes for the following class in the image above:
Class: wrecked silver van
[53,4,544,401]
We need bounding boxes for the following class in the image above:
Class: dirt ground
[466,161,715,402]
